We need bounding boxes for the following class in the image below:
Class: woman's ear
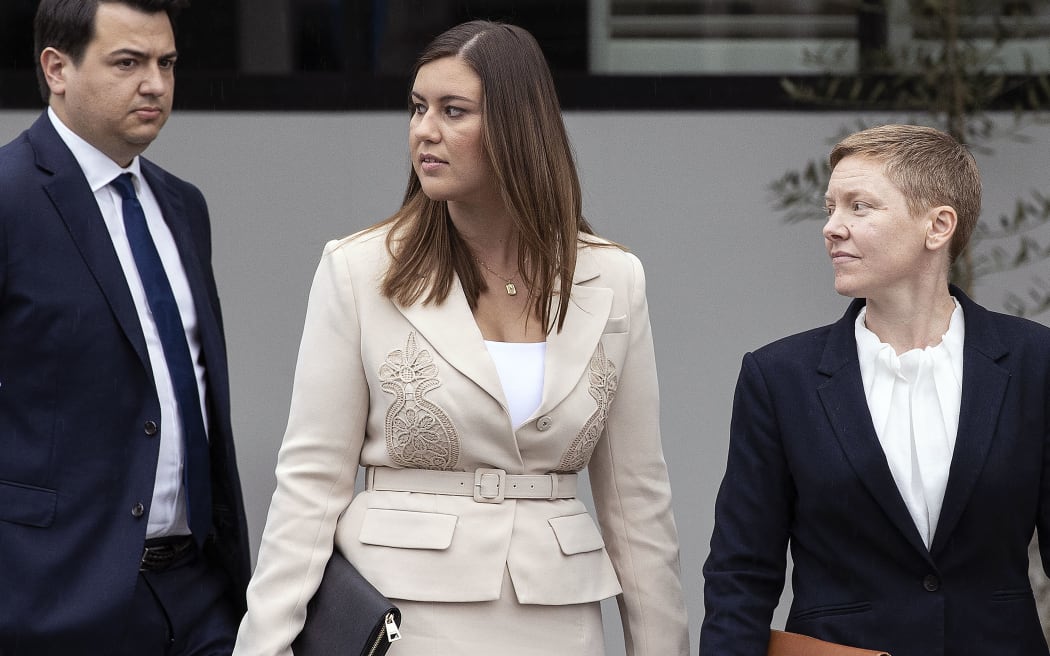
[926,206,957,253]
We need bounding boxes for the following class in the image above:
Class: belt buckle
[140,537,192,572]
[473,468,506,503]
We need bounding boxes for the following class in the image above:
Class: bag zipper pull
[385,613,402,643]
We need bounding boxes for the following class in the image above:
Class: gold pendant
[505,283,517,296]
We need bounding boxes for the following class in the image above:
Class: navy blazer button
[536,416,553,431]
[144,420,159,436]
[131,503,145,518]
[923,575,940,591]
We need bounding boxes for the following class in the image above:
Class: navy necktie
[111,173,211,545]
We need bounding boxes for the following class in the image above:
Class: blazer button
[922,574,940,592]
[131,503,145,518]
[536,416,553,431]
[144,420,159,436]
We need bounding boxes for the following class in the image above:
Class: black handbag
[292,549,402,656]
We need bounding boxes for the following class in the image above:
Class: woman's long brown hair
[376,20,595,333]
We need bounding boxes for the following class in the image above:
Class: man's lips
[133,107,163,119]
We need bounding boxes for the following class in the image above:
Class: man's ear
[40,47,70,98]
[926,206,957,253]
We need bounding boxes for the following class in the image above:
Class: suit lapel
[538,248,612,416]
[140,160,232,432]
[930,288,1009,554]
[140,161,221,345]
[816,299,934,560]
[31,115,151,370]
[394,245,613,417]
[396,275,508,409]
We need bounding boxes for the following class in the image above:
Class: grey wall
[2,109,1048,654]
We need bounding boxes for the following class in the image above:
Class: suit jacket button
[144,420,159,436]
[922,574,940,592]
[536,416,553,431]
[131,503,145,518]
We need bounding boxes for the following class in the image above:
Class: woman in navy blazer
[700,124,1050,656]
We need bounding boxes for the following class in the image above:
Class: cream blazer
[233,227,689,656]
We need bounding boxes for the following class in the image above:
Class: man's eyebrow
[107,48,179,59]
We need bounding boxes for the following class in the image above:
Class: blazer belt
[366,466,578,504]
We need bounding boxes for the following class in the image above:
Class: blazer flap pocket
[359,507,457,550]
[0,480,57,527]
[548,513,605,555]
[603,314,628,334]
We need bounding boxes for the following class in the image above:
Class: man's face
[45,2,177,166]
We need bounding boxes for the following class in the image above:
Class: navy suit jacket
[0,113,250,653]
[700,286,1050,656]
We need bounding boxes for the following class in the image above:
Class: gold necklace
[475,257,519,296]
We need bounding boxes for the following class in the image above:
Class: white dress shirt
[484,340,546,429]
[49,108,207,538]
[856,299,964,548]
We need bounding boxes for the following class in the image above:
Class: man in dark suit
[699,124,1050,656]
[0,1,249,654]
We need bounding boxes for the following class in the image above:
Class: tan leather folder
[768,629,890,656]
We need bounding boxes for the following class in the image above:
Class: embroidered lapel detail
[536,247,613,417]
[558,342,618,471]
[395,276,508,409]
[378,332,461,469]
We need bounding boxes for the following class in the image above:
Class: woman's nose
[412,109,440,143]
[822,209,848,241]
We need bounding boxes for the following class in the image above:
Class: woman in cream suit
[233,20,689,656]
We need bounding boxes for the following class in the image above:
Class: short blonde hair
[829,124,981,262]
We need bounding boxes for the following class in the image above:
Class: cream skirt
[387,568,606,655]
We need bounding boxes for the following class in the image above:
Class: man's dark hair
[33,0,189,102]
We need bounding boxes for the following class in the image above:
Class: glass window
[0,0,1046,110]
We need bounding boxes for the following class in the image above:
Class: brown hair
[829,124,981,262]
[377,20,595,333]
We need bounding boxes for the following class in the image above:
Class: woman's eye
[445,106,465,118]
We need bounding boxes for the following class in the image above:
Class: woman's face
[822,155,935,300]
[409,56,496,209]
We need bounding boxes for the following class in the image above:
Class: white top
[484,340,546,429]
[49,108,206,538]
[855,299,964,548]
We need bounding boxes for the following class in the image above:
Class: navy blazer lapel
[930,287,1009,554]
[29,114,151,369]
[816,298,934,560]
[140,159,232,431]
[140,160,220,336]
